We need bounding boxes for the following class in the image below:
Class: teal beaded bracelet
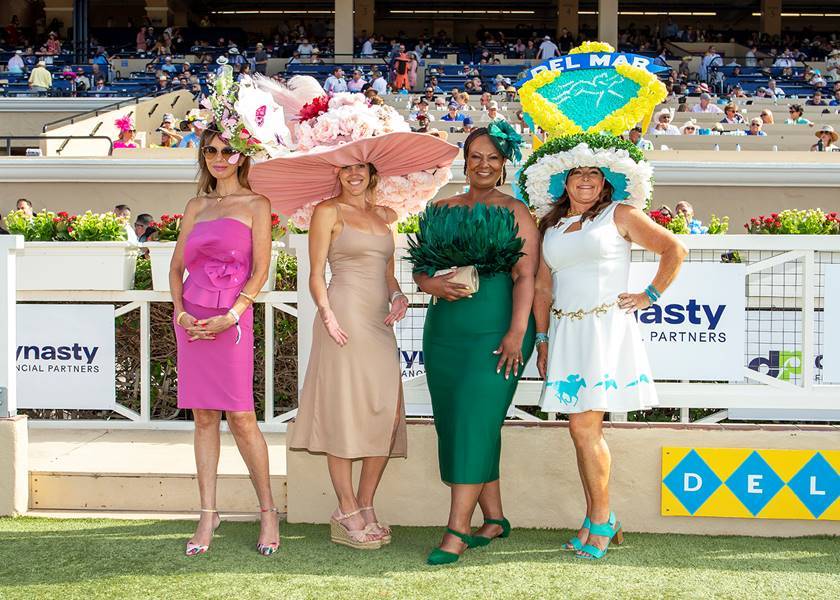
[644,284,661,305]
[535,333,549,347]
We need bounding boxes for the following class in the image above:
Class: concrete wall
[0,416,28,516]
[287,421,840,537]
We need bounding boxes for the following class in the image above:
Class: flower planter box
[146,241,283,292]
[16,242,138,291]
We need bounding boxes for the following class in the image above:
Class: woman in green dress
[408,125,538,565]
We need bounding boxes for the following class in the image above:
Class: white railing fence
[1,234,838,429]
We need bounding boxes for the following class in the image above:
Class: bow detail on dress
[203,251,249,289]
[487,120,523,163]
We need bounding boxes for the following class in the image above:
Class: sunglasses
[684,127,696,131]
[201,146,238,159]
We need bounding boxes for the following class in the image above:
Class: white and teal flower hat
[513,133,653,217]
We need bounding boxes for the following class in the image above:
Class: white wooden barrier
[0,233,836,429]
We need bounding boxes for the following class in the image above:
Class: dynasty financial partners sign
[16,304,116,410]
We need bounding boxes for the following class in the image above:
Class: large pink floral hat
[248,76,458,228]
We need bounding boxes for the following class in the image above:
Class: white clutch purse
[431,265,479,303]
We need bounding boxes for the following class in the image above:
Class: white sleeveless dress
[540,203,658,413]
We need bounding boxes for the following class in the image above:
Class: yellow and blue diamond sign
[661,448,840,520]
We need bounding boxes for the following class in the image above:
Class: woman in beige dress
[289,162,409,550]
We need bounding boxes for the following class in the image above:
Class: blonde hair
[196,128,252,194]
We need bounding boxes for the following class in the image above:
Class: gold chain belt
[552,301,616,321]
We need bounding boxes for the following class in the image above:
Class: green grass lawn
[0,517,838,599]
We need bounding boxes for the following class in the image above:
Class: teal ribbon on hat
[487,120,523,163]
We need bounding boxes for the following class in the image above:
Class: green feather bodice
[407,203,525,277]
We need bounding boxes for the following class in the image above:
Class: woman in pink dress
[112,114,138,149]
[170,128,281,557]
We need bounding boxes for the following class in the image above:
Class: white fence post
[0,235,23,417]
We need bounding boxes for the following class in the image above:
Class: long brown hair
[538,173,614,235]
[196,128,252,194]
[463,127,506,186]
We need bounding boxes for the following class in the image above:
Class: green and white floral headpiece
[513,133,652,217]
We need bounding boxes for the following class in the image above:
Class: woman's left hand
[617,292,652,313]
[194,313,236,336]
[493,330,524,379]
[384,294,409,327]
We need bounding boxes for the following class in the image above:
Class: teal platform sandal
[426,528,476,566]
[563,517,591,551]
[575,512,623,560]
[471,517,511,547]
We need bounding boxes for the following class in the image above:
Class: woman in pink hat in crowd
[170,67,283,558]
[248,76,459,549]
[113,114,138,148]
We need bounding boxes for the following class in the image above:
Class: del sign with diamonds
[661,447,839,520]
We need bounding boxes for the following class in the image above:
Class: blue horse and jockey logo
[546,374,587,405]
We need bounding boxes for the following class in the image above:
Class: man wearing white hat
[650,109,680,135]
[215,55,229,76]
[487,100,506,123]
[28,60,52,94]
[537,35,560,60]
[7,50,24,74]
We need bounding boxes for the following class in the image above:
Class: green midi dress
[408,203,535,484]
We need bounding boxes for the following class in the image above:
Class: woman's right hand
[536,343,548,379]
[320,307,349,346]
[422,271,472,302]
[178,311,216,342]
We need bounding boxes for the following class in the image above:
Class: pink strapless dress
[175,218,255,412]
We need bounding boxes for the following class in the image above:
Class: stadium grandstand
[1,1,839,223]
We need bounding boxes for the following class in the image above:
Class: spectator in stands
[237,64,252,81]
[628,126,653,150]
[410,98,434,123]
[16,199,33,218]
[487,101,506,123]
[369,69,388,95]
[73,68,90,94]
[28,60,52,95]
[679,119,698,135]
[45,31,61,55]
[93,77,107,96]
[361,35,376,57]
[414,114,430,133]
[745,45,758,67]
[161,55,177,75]
[464,80,475,94]
[512,38,526,58]
[422,86,436,103]
[393,46,411,91]
[253,43,268,75]
[811,125,839,151]
[156,122,182,147]
[746,118,767,136]
[228,47,246,72]
[7,50,24,74]
[675,201,694,221]
[434,96,447,110]
[558,28,575,52]
[537,35,560,60]
[699,46,722,82]
[728,84,747,99]
[296,38,314,56]
[759,109,775,125]
[323,67,348,94]
[346,69,366,93]
[429,76,443,94]
[93,47,111,82]
[136,26,148,52]
[692,92,723,113]
[720,104,746,124]
[113,114,138,149]
[651,109,679,135]
[461,116,475,134]
[677,56,691,81]
[505,86,517,103]
[830,89,840,106]
[178,111,204,148]
[441,102,465,123]
[766,79,785,99]
[134,214,156,242]
[785,104,813,126]
[478,92,492,110]
[114,205,137,243]
[408,54,419,90]
[807,91,828,106]
[524,39,537,59]
[156,74,170,92]
[455,92,473,111]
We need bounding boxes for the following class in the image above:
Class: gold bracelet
[552,301,616,321]
[176,311,188,327]
[238,291,257,303]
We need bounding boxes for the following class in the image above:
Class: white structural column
[335,0,355,60]
[598,0,619,48]
[0,236,22,417]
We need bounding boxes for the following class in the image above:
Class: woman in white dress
[521,135,687,559]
